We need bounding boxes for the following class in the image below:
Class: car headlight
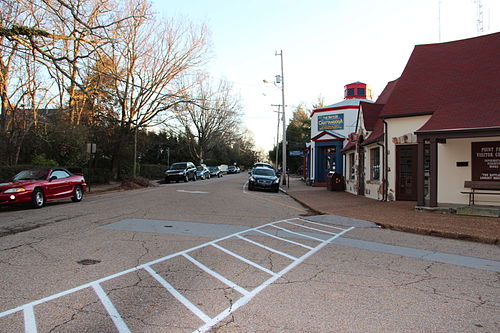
[5,188,26,193]
[274,178,280,183]
[249,177,255,182]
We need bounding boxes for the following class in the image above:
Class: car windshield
[228,166,235,169]
[13,169,49,181]
[208,167,218,171]
[196,166,203,171]
[253,168,275,177]
[170,163,186,170]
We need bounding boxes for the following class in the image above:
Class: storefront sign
[471,141,500,181]
[318,114,344,131]
[289,151,304,156]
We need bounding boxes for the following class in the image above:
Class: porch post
[417,137,425,206]
[429,137,438,207]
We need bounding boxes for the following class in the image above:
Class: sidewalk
[283,177,500,244]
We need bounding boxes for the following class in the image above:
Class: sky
[151,0,500,153]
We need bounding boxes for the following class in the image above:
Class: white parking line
[236,235,298,260]
[283,220,339,235]
[182,254,249,296]
[0,218,353,333]
[254,229,314,250]
[92,283,132,333]
[144,266,211,323]
[294,217,347,231]
[22,305,36,333]
[211,243,278,276]
[270,224,326,242]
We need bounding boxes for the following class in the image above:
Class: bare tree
[100,0,210,177]
[173,76,243,164]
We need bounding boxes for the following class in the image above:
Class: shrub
[139,164,165,179]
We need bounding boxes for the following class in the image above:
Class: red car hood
[0,180,41,190]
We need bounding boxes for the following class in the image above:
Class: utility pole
[271,104,281,169]
[275,50,287,185]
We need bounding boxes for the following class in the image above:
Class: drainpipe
[382,119,389,201]
[377,141,385,201]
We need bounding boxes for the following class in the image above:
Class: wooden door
[396,145,418,201]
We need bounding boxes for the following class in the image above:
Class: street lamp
[275,50,287,185]
[271,104,281,169]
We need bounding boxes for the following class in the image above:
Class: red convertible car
[0,168,87,208]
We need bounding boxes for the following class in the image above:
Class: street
[0,173,498,332]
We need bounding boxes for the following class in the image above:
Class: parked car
[196,165,211,180]
[208,166,223,178]
[253,162,274,170]
[227,165,238,174]
[164,162,197,183]
[219,164,228,174]
[248,167,280,193]
[0,168,87,208]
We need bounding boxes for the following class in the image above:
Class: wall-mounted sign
[471,141,500,181]
[318,114,344,131]
[289,151,304,156]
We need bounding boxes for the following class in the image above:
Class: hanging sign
[318,114,344,131]
[471,141,500,181]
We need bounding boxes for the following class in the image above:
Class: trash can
[327,171,345,191]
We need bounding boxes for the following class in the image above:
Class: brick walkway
[284,177,500,244]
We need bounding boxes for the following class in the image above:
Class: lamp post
[275,50,287,185]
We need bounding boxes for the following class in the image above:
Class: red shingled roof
[361,102,384,131]
[417,96,500,133]
[380,32,500,120]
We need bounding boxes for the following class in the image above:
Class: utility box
[327,172,345,191]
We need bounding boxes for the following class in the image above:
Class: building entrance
[396,145,418,201]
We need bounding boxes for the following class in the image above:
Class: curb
[285,191,499,245]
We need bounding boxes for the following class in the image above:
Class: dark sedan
[248,167,280,192]
[164,162,197,183]
[208,166,223,178]
[0,168,87,208]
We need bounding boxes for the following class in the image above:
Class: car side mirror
[49,176,57,181]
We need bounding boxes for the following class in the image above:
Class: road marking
[211,243,278,276]
[254,229,314,250]
[0,218,353,333]
[283,220,339,235]
[92,283,132,333]
[236,235,298,260]
[23,305,36,333]
[294,217,348,231]
[176,190,209,194]
[144,265,211,323]
[270,224,326,242]
[182,254,249,296]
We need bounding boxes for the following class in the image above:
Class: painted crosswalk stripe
[211,243,278,276]
[144,265,211,323]
[254,229,314,249]
[92,283,131,333]
[283,220,339,235]
[295,217,347,231]
[270,224,325,242]
[183,254,249,296]
[236,235,298,260]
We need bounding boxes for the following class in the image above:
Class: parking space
[0,218,353,332]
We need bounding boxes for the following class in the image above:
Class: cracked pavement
[0,173,499,332]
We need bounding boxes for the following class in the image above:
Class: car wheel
[248,184,253,191]
[184,174,189,182]
[71,185,83,202]
[274,187,280,193]
[165,177,170,184]
[31,188,45,208]
[193,174,197,181]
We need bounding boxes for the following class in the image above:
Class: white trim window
[370,147,380,181]
[349,153,355,179]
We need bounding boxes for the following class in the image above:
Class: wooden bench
[461,181,500,206]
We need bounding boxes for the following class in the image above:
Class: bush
[139,164,165,180]
[32,154,58,166]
